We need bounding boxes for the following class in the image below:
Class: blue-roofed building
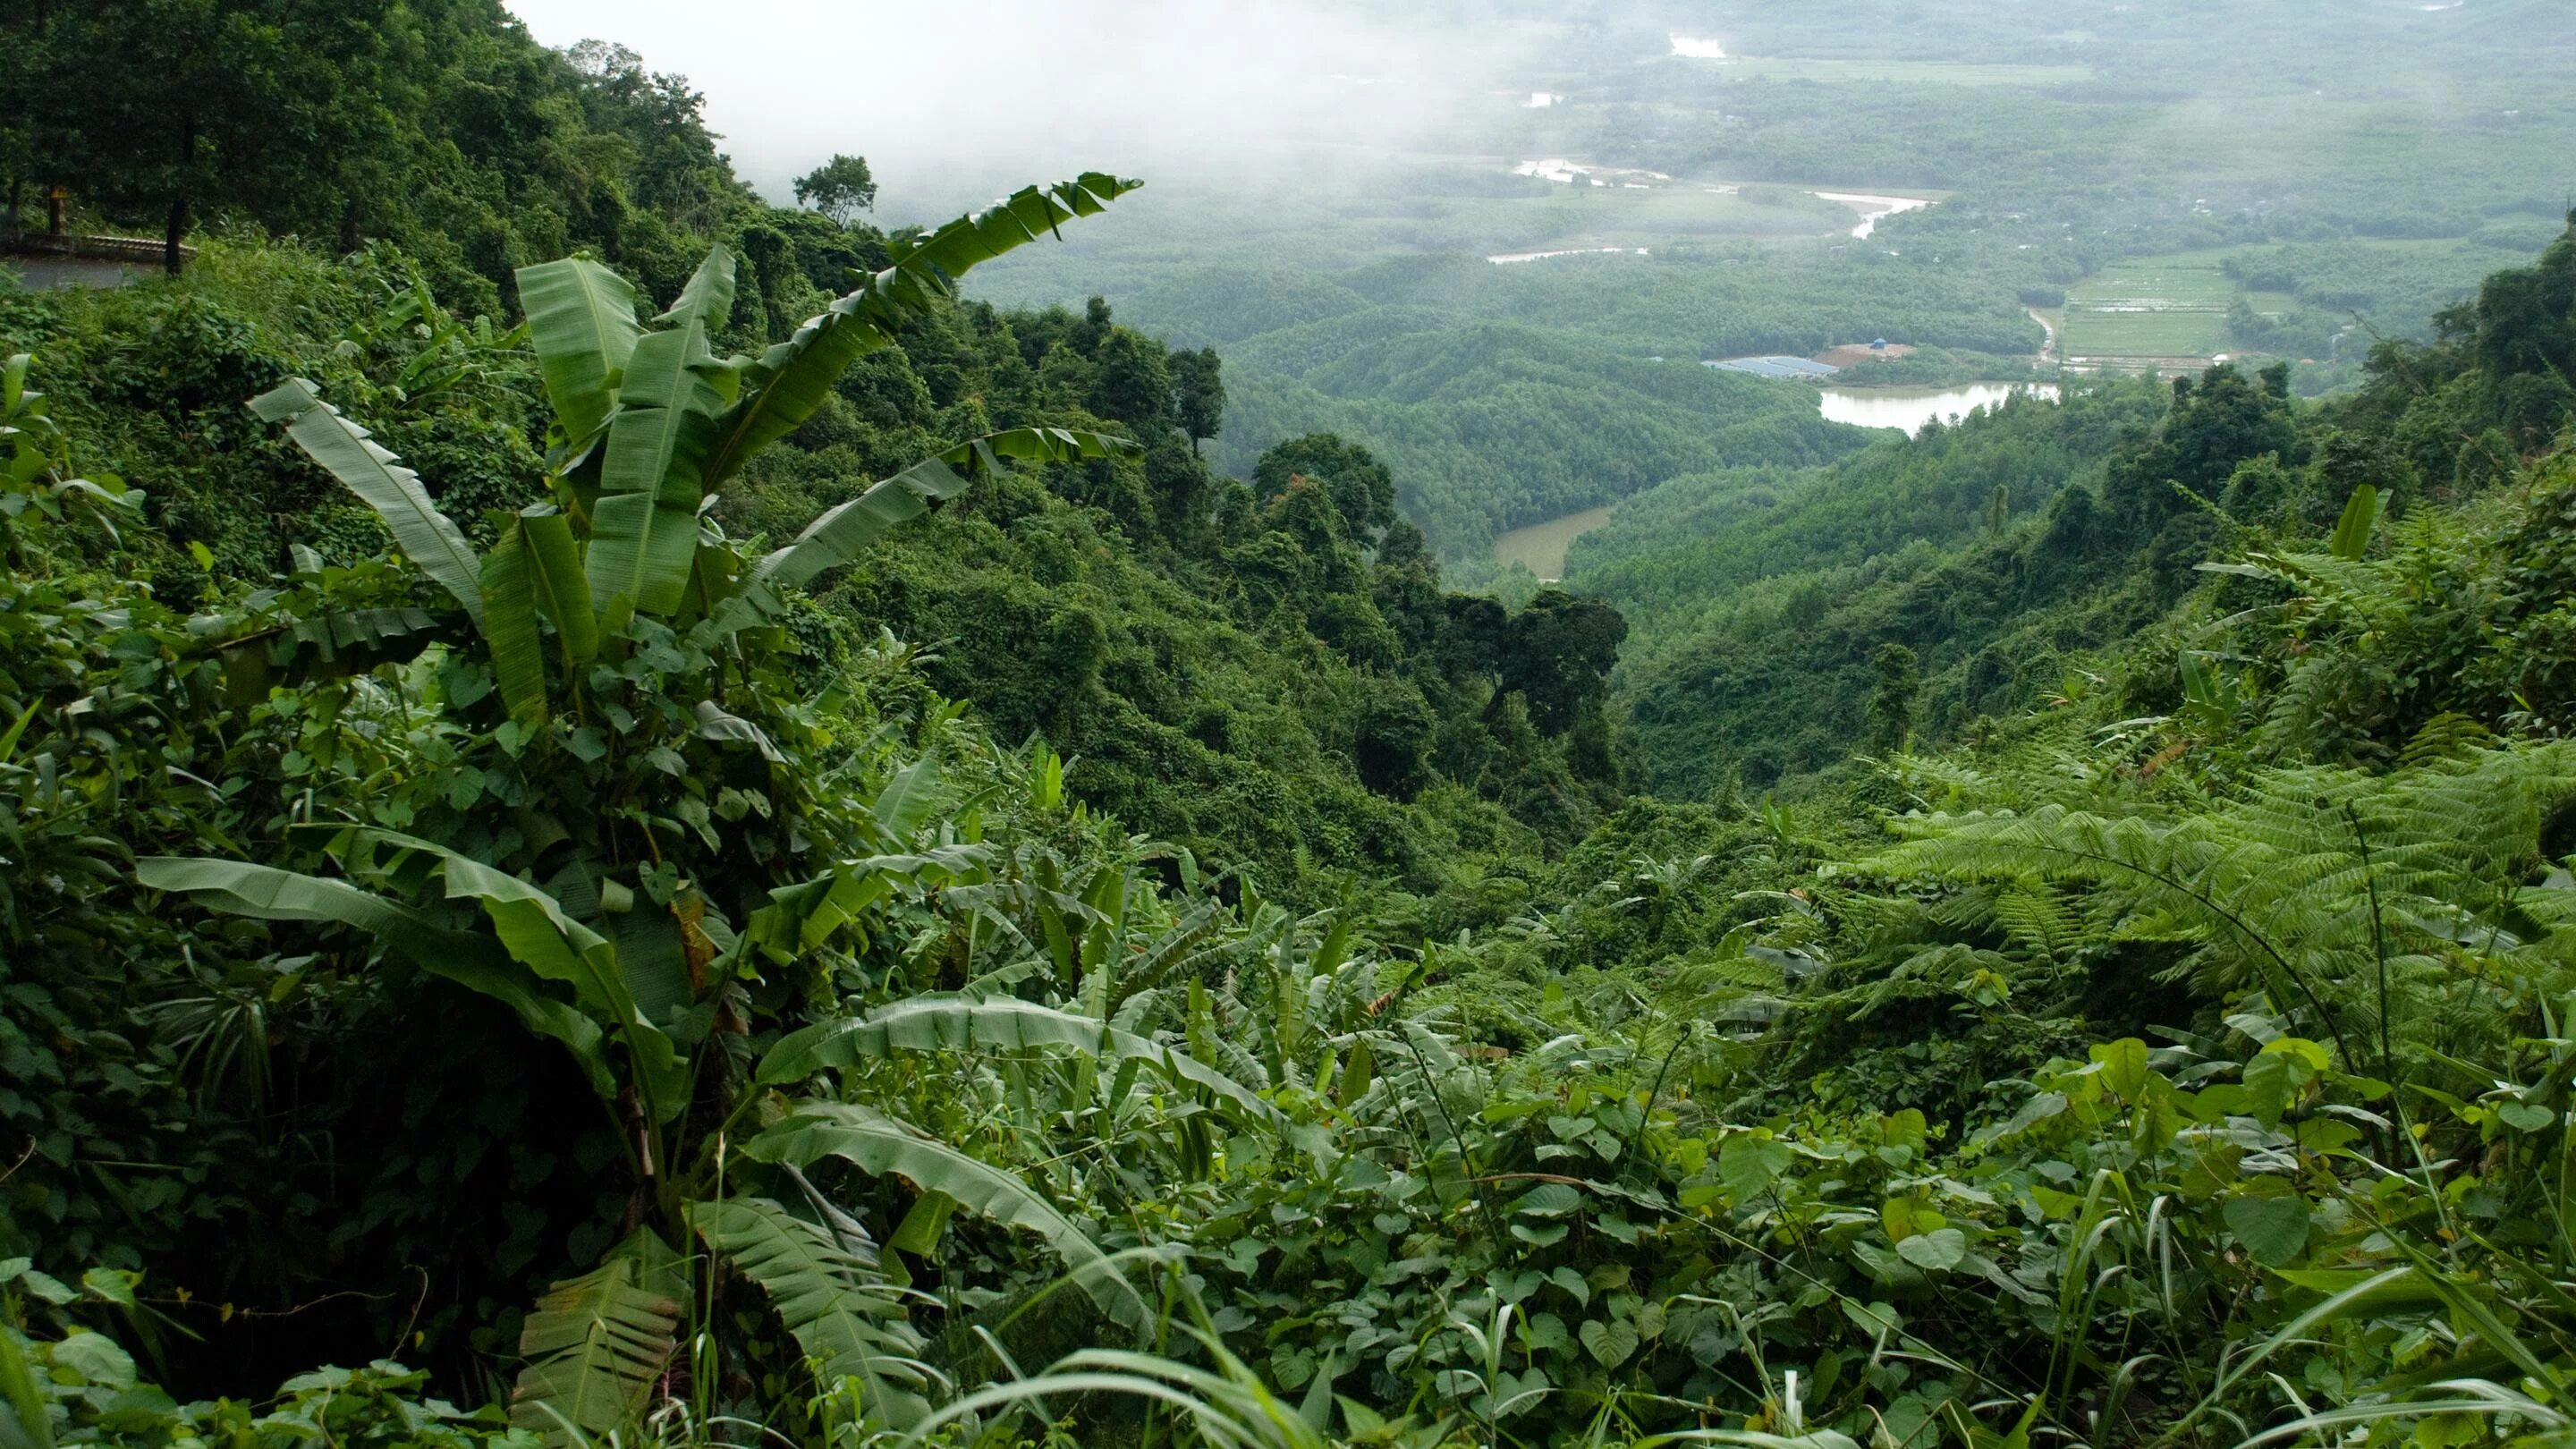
[1704,355,1842,379]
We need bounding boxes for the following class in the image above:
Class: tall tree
[1171,346,1226,456]
[1088,328,1174,434]
[793,153,877,226]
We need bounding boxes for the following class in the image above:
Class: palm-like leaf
[700,174,1140,489]
[760,994,1283,1129]
[248,379,483,625]
[743,1103,1148,1331]
[514,258,643,453]
[687,1197,931,1426]
[508,1231,684,1443]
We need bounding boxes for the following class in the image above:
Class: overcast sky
[502,0,1519,219]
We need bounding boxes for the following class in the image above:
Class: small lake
[1493,504,1614,581]
[1819,382,2061,436]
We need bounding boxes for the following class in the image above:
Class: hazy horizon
[501,0,1536,220]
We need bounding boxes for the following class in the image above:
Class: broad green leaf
[744,1103,1148,1330]
[2223,1193,2311,1267]
[2092,1038,2150,1099]
[1513,1183,1585,1218]
[1577,1318,1638,1368]
[687,1198,928,1427]
[601,322,726,506]
[587,495,700,618]
[521,512,598,665]
[515,258,642,450]
[1717,1134,1793,1203]
[1895,1227,1968,1272]
[2498,1100,2555,1131]
[508,1231,682,1444]
[758,994,1282,1128]
[134,857,612,1097]
[592,320,728,615]
[700,175,1140,490]
[887,1191,956,1258]
[655,245,738,333]
[873,750,944,842]
[249,379,482,626]
[480,520,548,726]
[2328,483,2383,561]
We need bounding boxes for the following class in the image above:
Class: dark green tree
[1255,433,1398,540]
[1352,677,1436,799]
[1171,347,1226,456]
[1089,328,1174,434]
[1500,591,1629,734]
[1866,641,1920,753]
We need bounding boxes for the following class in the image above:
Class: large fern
[1862,741,2576,1064]
[688,1197,932,1428]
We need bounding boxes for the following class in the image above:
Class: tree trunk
[165,114,195,275]
[3,177,17,244]
[165,192,188,275]
[339,197,360,255]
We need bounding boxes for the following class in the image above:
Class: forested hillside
[8,5,2576,1449]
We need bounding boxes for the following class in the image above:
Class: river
[1492,504,1615,581]
[1812,191,1931,240]
[1818,382,2061,436]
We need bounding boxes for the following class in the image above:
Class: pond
[1492,504,1615,581]
[1818,382,2061,436]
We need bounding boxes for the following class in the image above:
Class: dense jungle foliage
[9,5,2576,1449]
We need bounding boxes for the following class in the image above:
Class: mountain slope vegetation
[5,8,2576,1449]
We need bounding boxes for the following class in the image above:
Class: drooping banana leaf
[216,606,444,708]
[343,830,687,1123]
[686,1198,929,1427]
[508,1230,684,1444]
[743,1103,1148,1331]
[514,258,643,454]
[133,857,611,1096]
[699,175,1140,490]
[248,379,483,626]
[758,995,1283,1128]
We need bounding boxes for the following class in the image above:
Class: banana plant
[139,175,1159,1442]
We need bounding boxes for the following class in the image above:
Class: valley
[4,2,2574,1447]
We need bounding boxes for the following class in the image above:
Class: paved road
[6,256,140,290]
